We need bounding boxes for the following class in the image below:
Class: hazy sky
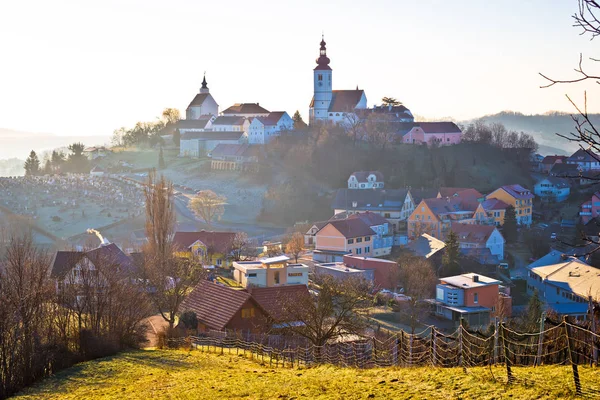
[1,0,599,136]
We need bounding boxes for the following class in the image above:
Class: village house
[179,131,247,158]
[472,198,510,226]
[486,184,534,226]
[355,104,414,123]
[221,103,270,118]
[210,116,249,133]
[428,273,512,328]
[402,122,462,146]
[343,255,399,290]
[450,222,505,263]
[232,255,309,288]
[313,218,376,262]
[540,155,567,174]
[210,143,260,171]
[248,112,294,144]
[347,171,384,189]
[314,262,374,282]
[534,176,570,202]
[579,191,600,224]
[83,146,109,160]
[527,258,600,319]
[172,231,236,268]
[565,149,600,172]
[347,212,393,256]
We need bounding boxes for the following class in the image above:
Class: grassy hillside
[13,349,599,399]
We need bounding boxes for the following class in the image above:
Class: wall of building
[464,284,498,309]
[343,255,398,289]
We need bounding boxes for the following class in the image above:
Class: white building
[347,171,384,189]
[534,177,570,202]
[451,222,505,261]
[186,75,219,119]
[248,112,293,144]
[180,131,246,158]
[221,103,270,118]
[309,36,367,125]
[211,116,249,133]
[232,256,309,288]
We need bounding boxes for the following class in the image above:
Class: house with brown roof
[222,103,270,118]
[186,75,219,119]
[172,231,236,268]
[402,122,462,146]
[566,149,600,172]
[540,155,567,174]
[210,143,260,171]
[248,111,293,144]
[179,130,246,158]
[211,116,249,133]
[450,222,505,262]
[313,218,376,262]
[486,184,534,226]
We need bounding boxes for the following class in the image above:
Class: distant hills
[462,111,600,156]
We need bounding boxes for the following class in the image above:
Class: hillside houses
[534,177,570,202]
[451,222,505,263]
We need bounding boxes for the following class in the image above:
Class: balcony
[580,212,592,216]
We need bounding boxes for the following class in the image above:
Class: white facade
[313,68,333,122]
[248,112,293,144]
[347,173,383,189]
[186,76,219,119]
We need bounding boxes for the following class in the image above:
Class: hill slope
[13,349,598,399]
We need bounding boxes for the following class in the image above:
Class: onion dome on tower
[315,36,331,70]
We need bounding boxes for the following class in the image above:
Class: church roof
[177,119,213,130]
[328,90,365,113]
[212,116,246,126]
[187,93,212,108]
[222,103,270,115]
[255,112,287,126]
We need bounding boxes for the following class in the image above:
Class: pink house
[580,191,600,224]
[403,122,462,146]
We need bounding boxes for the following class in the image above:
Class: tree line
[24,142,90,176]
[111,108,180,148]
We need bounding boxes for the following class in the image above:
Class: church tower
[186,73,219,119]
[311,36,332,123]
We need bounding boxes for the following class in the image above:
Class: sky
[1,0,600,137]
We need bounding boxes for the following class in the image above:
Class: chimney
[472,275,479,283]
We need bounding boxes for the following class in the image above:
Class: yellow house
[172,231,236,268]
[407,199,444,240]
[473,198,510,226]
[486,185,534,226]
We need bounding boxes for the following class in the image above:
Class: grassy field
[13,349,600,399]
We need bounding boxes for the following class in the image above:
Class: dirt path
[144,314,169,348]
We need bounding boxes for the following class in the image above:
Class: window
[217,259,222,266]
[247,273,257,278]
[356,248,362,254]
[365,246,370,253]
[357,237,363,243]
[347,239,354,244]
[288,272,303,277]
[241,308,255,318]
[318,74,323,81]
[274,271,280,284]
[473,293,478,304]
[492,306,496,312]
[385,213,391,218]
[365,236,371,242]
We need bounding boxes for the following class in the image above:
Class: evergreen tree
[158,147,166,169]
[42,158,53,175]
[441,230,461,276]
[23,150,40,176]
[503,206,518,243]
[67,142,89,173]
[51,150,66,173]
[292,110,308,130]
[173,128,181,147]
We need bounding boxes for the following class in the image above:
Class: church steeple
[315,34,331,71]
[200,73,209,94]
[311,35,333,124]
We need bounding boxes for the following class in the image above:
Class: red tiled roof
[248,285,310,322]
[181,280,254,330]
[222,103,270,115]
[480,198,510,211]
[328,90,365,113]
[450,222,499,244]
[542,155,567,165]
[438,187,472,197]
[349,211,390,226]
[416,122,461,134]
[323,218,376,239]
[172,231,236,254]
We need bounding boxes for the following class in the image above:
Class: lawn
[13,349,600,399]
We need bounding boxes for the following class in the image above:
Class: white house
[308,36,367,125]
[177,115,216,135]
[565,149,600,172]
[248,112,293,144]
[534,177,570,202]
[211,116,249,133]
[347,171,384,189]
[232,256,309,288]
[221,103,270,118]
[186,75,219,119]
[451,222,505,261]
[180,131,246,158]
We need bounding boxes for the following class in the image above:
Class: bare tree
[230,231,257,261]
[397,256,437,333]
[144,171,176,267]
[284,232,305,263]
[189,190,227,227]
[364,113,396,152]
[277,274,372,350]
[342,111,364,147]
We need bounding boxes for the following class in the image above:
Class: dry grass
[13,349,600,399]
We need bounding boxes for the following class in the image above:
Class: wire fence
[169,319,600,397]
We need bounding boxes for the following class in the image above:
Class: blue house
[534,177,570,202]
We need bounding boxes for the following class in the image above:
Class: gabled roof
[416,122,461,134]
[181,131,243,141]
[323,219,376,239]
[550,163,582,176]
[172,231,236,254]
[409,188,439,204]
[349,171,384,183]
[423,196,476,215]
[480,198,510,211]
[212,116,246,126]
[438,188,483,210]
[249,285,310,322]
[450,222,501,245]
[331,188,409,211]
[542,155,567,165]
[438,187,472,198]
[222,103,270,115]
[567,149,600,163]
[407,234,446,258]
[187,93,212,108]
[181,280,255,330]
[530,258,600,301]
[50,244,135,279]
[497,184,535,200]
[348,211,390,226]
[177,118,213,130]
[255,111,287,126]
[210,143,259,159]
[50,251,84,279]
[328,90,365,113]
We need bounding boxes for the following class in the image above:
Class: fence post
[564,316,582,396]
[535,312,545,367]
[493,318,499,364]
[589,296,598,366]
[431,327,437,367]
[400,331,405,366]
[458,319,464,369]
[500,322,513,384]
